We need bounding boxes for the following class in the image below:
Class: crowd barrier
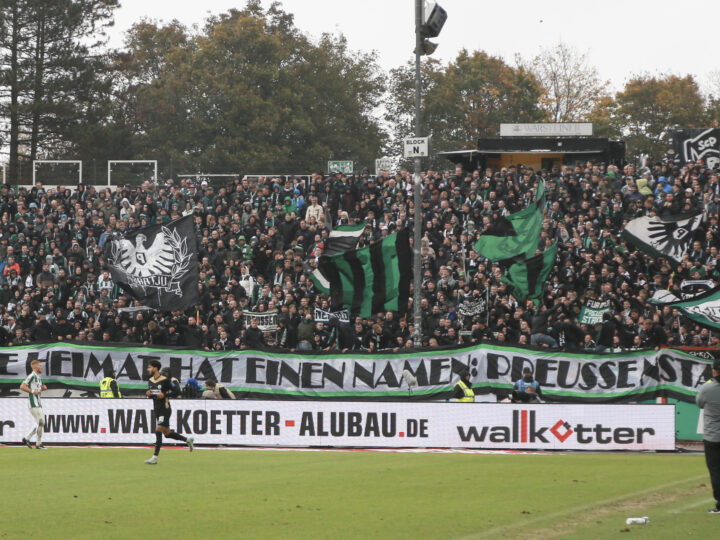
[0,399,675,451]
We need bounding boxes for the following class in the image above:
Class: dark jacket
[596,318,617,347]
[180,324,205,348]
[244,326,266,348]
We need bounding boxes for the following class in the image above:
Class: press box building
[439,123,625,172]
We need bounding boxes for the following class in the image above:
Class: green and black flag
[473,182,546,262]
[621,211,703,265]
[323,222,366,257]
[653,286,720,330]
[311,228,412,318]
[502,242,558,303]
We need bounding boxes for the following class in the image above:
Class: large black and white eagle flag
[621,211,704,265]
[104,215,199,311]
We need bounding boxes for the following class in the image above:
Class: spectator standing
[697,359,720,514]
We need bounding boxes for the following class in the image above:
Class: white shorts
[29,407,44,423]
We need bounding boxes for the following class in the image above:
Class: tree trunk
[30,7,47,163]
[8,3,21,183]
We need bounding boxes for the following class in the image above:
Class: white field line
[464,474,708,540]
[0,444,561,454]
[669,497,714,513]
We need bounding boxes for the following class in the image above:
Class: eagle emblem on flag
[623,210,704,265]
[644,213,702,262]
[108,226,190,296]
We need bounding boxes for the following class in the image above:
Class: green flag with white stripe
[659,286,720,330]
[323,222,366,257]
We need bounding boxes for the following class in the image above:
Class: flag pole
[412,0,423,347]
[486,286,490,326]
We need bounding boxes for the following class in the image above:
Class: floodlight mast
[412,0,423,347]
[412,1,446,347]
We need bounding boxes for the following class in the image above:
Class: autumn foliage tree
[614,74,707,160]
[113,1,385,174]
[386,50,546,167]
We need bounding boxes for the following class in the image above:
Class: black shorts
[155,407,172,428]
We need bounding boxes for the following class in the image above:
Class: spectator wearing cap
[512,367,542,403]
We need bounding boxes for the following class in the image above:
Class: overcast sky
[110,0,718,93]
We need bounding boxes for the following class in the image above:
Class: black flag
[104,215,199,311]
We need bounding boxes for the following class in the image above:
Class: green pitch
[0,447,716,539]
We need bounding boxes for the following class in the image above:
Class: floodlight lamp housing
[421,2,447,38]
[415,40,438,56]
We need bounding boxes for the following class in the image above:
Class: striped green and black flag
[311,228,412,318]
[323,222,366,257]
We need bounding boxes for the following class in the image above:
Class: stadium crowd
[1,158,719,353]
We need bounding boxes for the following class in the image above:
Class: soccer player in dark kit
[144,359,194,465]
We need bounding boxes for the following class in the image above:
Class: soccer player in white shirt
[19,360,47,449]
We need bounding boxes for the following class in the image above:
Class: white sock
[26,427,37,441]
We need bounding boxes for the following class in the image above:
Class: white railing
[108,160,158,186]
[32,160,82,186]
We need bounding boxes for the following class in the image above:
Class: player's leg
[159,409,193,450]
[23,423,36,448]
[35,410,45,449]
[145,428,162,464]
[165,430,186,442]
[706,440,720,513]
[23,407,40,447]
[26,407,45,449]
[154,429,163,456]
[166,430,194,451]
[146,411,170,464]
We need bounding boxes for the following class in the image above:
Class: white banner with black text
[0,343,714,402]
[0,399,675,451]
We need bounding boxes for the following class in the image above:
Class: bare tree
[517,42,609,123]
[703,70,720,100]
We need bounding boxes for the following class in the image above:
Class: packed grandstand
[0,159,717,352]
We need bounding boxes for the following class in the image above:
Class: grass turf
[0,447,716,539]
